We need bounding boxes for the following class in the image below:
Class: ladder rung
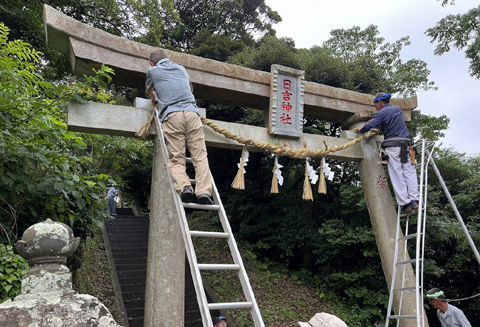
[183,203,220,211]
[189,178,196,184]
[186,157,192,163]
[190,231,229,238]
[393,286,416,292]
[396,259,422,266]
[208,302,253,310]
[399,233,418,241]
[198,264,240,271]
[389,315,421,320]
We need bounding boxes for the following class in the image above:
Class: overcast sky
[264,0,480,155]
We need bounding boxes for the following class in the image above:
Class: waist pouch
[381,138,413,164]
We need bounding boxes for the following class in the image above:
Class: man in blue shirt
[359,92,419,216]
[427,288,472,327]
[145,49,213,205]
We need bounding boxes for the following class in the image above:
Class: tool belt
[381,137,415,164]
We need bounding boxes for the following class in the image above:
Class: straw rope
[199,116,378,159]
[135,109,379,157]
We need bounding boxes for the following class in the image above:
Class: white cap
[298,313,347,327]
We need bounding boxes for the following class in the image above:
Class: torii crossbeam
[44,5,424,327]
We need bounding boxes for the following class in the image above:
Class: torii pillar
[44,5,426,327]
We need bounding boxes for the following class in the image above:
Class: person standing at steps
[107,184,118,215]
[145,48,214,205]
[359,92,419,216]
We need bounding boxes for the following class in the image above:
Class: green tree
[230,35,300,71]
[0,23,114,243]
[410,110,450,142]
[190,28,246,62]
[426,1,480,78]
[323,24,438,96]
[0,0,175,79]
[160,0,281,51]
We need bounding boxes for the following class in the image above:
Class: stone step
[105,223,149,229]
[115,208,135,215]
[113,253,147,261]
[116,269,146,279]
[122,290,145,302]
[114,263,147,271]
[121,283,145,293]
[108,234,148,244]
[114,257,148,266]
[127,317,144,327]
[109,243,148,250]
[125,307,144,318]
[106,218,149,224]
[124,299,145,310]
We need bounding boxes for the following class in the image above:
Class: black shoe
[399,204,413,217]
[197,194,214,205]
[181,186,196,203]
[410,200,419,211]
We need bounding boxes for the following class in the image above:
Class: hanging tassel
[232,147,248,190]
[271,163,279,194]
[303,160,313,201]
[318,157,327,194]
[271,155,284,194]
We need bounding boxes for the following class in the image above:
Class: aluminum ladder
[154,113,265,327]
[385,139,435,327]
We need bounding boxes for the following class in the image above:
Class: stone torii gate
[44,5,425,327]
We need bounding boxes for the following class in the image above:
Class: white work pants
[384,146,419,206]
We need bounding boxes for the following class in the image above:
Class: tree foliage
[323,24,438,96]
[426,3,480,79]
[0,0,176,79]
[410,110,450,142]
[0,244,29,303]
[160,0,281,51]
[0,23,114,243]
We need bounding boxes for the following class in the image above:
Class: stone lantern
[0,219,123,327]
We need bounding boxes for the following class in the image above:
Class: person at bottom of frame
[145,48,214,205]
[213,315,227,327]
[427,287,472,327]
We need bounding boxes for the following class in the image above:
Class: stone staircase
[103,208,203,327]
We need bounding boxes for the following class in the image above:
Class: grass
[188,210,334,327]
[72,230,123,324]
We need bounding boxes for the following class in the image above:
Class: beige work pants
[162,111,212,196]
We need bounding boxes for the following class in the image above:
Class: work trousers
[384,146,419,206]
[107,196,116,215]
[162,111,212,196]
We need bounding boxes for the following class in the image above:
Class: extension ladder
[153,113,265,327]
[385,139,435,327]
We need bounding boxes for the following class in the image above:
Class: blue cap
[214,315,227,324]
[373,92,391,103]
